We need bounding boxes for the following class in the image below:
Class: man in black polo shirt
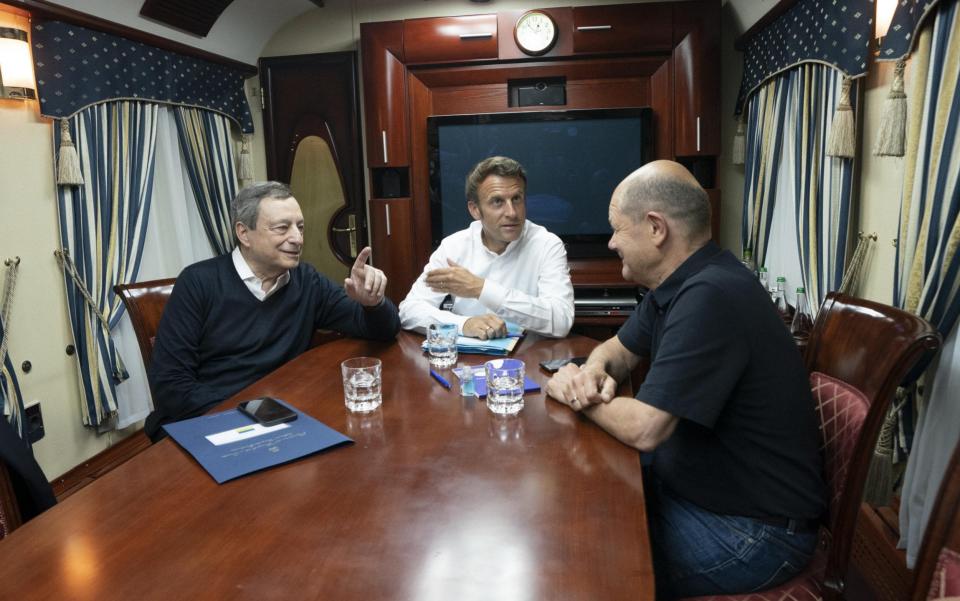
[546,161,825,598]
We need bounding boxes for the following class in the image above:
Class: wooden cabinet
[403,15,499,64]
[368,198,419,304]
[571,3,673,55]
[673,27,720,156]
[360,21,409,167]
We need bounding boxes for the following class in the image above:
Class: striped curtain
[56,101,159,428]
[791,65,856,307]
[0,315,25,440]
[896,0,960,567]
[741,64,856,308]
[741,75,790,267]
[172,107,239,255]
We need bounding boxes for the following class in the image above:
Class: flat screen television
[427,107,652,258]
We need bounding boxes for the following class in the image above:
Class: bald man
[546,161,825,598]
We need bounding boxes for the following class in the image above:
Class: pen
[430,369,451,389]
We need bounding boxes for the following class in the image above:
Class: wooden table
[0,332,653,600]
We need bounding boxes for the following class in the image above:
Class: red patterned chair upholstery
[680,292,941,601]
[911,441,960,601]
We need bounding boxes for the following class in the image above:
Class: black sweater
[145,254,399,439]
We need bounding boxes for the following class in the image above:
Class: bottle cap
[776,276,786,282]
[759,266,768,273]
[796,287,806,293]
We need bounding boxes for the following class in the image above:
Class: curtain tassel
[56,119,84,186]
[873,58,907,157]
[827,77,857,158]
[731,117,746,166]
[238,134,253,185]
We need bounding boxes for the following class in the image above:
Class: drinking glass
[427,323,458,368]
[341,357,382,413]
[484,358,525,415]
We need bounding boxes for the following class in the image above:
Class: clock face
[514,11,557,56]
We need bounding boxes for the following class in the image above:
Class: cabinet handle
[459,32,494,39]
[381,130,388,164]
[385,204,392,237]
[696,117,701,153]
[576,25,612,31]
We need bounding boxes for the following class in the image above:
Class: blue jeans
[646,477,819,599]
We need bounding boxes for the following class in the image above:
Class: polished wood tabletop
[0,332,653,600]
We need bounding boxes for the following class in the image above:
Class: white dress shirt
[399,220,574,337]
[232,247,290,301]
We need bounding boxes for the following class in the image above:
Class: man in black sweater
[145,182,400,441]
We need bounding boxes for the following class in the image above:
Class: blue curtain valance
[31,20,254,133]
[736,0,874,113]
[878,0,947,60]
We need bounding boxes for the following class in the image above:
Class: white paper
[205,422,291,446]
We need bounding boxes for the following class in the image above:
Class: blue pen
[430,369,451,389]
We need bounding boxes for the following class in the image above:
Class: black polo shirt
[618,241,825,520]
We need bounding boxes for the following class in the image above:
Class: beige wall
[0,0,906,480]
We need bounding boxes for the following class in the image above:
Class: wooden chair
[911,441,960,600]
[113,278,176,367]
[681,292,941,601]
[0,418,57,540]
[0,461,22,539]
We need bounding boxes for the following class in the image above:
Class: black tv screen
[427,108,652,258]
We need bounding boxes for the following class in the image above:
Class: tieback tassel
[873,58,907,157]
[731,117,746,166]
[56,119,84,186]
[238,133,253,186]
[827,77,856,158]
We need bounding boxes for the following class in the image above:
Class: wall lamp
[0,26,36,100]
[875,0,898,39]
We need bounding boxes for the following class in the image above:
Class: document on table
[421,321,525,355]
[163,400,352,484]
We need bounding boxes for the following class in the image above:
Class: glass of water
[341,357,382,413]
[484,358,525,415]
[427,323,458,368]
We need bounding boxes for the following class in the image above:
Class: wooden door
[260,52,365,280]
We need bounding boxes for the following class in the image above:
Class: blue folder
[163,400,352,484]
[421,321,525,356]
[453,365,540,398]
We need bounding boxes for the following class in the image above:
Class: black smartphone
[539,356,587,373]
[237,397,298,427]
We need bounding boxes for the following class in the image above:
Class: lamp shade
[875,0,897,39]
[0,27,35,96]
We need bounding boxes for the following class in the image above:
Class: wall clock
[514,10,557,56]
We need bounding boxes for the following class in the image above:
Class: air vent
[139,0,235,37]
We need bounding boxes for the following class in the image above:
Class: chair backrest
[0,461,22,539]
[911,441,960,601]
[804,292,941,596]
[113,278,176,367]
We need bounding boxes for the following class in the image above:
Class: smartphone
[539,356,587,373]
[237,397,298,427]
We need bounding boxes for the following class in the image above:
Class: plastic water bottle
[758,266,769,291]
[791,287,814,339]
[774,277,790,323]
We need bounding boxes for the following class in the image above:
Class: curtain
[742,64,857,309]
[172,107,239,255]
[0,315,25,439]
[55,101,159,428]
[112,108,215,428]
[741,75,790,267]
[791,65,857,308]
[896,0,960,567]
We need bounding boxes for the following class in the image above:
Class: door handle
[331,214,359,257]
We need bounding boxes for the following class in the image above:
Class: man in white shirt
[399,156,574,339]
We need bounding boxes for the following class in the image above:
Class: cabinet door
[404,15,498,64]
[673,28,719,156]
[369,198,419,304]
[572,4,672,55]
[361,21,409,167]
